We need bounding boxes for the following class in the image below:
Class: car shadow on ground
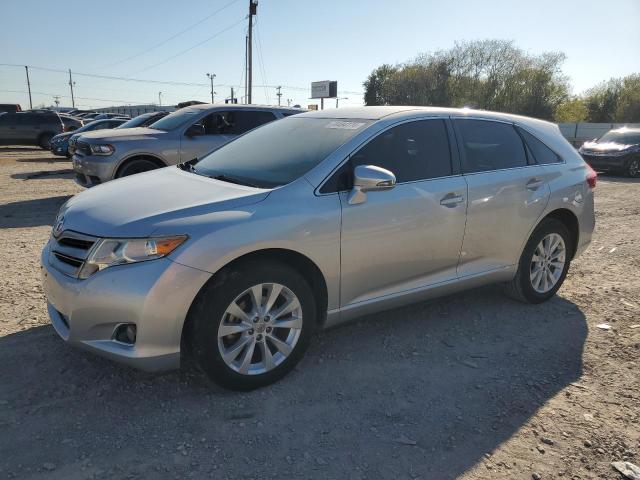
[17,157,71,164]
[11,169,74,180]
[595,172,640,183]
[0,287,586,479]
[0,195,71,228]
[0,146,44,153]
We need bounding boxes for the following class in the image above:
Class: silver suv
[71,104,303,187]
[42,107,596,390]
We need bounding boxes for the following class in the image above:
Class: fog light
[114,324,137,345]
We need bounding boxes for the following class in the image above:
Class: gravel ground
[0,147,638,480]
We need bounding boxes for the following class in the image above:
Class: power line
[130,16,248,75]
[97,0,241,69]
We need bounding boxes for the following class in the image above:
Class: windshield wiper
[177,157,199,172]
[211,174,258,188]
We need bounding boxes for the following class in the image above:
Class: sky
[1,0,639,110]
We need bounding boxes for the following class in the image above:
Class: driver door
[332,119,468,307]
[179,111,235,161]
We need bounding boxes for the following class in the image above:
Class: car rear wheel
[38,132,54,150]
[627,158,640,178]
[506,218,572,304]
[116,158,161,178]
[190,260,316,390]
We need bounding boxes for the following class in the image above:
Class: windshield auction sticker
[325,121,366,130]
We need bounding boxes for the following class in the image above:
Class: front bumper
[41,241,212,372]
[50,143,69,156]
[581,153,630,171]
[72,153,117,187]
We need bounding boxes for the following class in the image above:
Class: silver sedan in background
[42,106,595,390]
[71,104,304,187]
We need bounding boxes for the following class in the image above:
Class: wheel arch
[180,248,329,357]
[537,208,580,260]
[115,154,167,177]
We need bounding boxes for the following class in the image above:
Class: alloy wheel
[530,233,566,294]
[217,283,303,375]
[629,159,640,177]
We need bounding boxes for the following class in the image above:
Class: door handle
[440,194,464,207]
[526,178,544,191]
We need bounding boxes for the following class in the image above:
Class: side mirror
[347,164,396,205]
[185,123,205,137]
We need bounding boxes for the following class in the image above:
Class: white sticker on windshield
[325,121,366,130]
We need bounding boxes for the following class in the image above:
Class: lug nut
[264,316,270,322]
[257,334,263,341]
[253,317,259,323]
[248,329,254,335]
[266,327,272,333]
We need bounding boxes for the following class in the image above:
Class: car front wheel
[190,260,316,390]
[627,158,640,178]
[506,218,572,304]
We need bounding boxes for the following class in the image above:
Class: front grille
[76,141,91,156]
[49,230,98,278]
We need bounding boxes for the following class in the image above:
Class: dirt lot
[0,146,638,480]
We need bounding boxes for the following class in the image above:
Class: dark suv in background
[579,127,640,177]
[0,110,64,148]
[0,104,22,114]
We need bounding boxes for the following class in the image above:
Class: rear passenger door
[453,118,550,277]
[334,119,468,306]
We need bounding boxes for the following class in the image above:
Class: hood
[52,132,73,141]
[581,140,637,153]
[77,127,166,144]
[60,167,270,237]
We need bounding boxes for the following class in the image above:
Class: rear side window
[455,119,527,173]
[517,128,562,164]
[320,119,452,193]
[233,111,277,134]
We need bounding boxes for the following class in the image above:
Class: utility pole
[158,91,162,106]
[207,73,216,103]
[247,0,257,104]
[245,34,249,104]
[212,91,217,103]
[287,98,292,107]
[68,69,75,108]
[276,86,282,106]
[230,87,235,103]
[24,66,33,109]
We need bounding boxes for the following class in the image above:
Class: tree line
[363,40,640,123]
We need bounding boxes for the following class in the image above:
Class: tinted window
[518,128,561,164]
[456,119,527,173]
[234,111,277,134]
[321,120,452,193]
[194,117,371,188]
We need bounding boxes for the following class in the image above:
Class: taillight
[586,165,597,189]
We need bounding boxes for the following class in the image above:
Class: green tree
[555,98,588,122]
[615,74,640,122]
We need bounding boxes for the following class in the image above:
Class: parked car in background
[0,110,64,148]
[78,112,100,122]
[115,111,169,129]
[51,118,128,157]
[65,119,128,157]
[0,104,22,114]
[579,127,640,177]
[59,114,83,132]
[43,106,595,390]
[92,113,130,121]
[72,104,304,187]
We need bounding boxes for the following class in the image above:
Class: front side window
[193,117,371,188]
[518,128,561,164]
[321,119,452,193]
[455,119,527,173]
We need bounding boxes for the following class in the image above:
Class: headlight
[90,144,114,155]
[82,235,187,275]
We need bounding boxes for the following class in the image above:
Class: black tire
[38,132,54,150]
[189,260,316,390]
[505,218,572,304]
[627,158,640,178]
[116,158,161,178]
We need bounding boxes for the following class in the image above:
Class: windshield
[193,117,372,188]
[597,131,640,145]
[76,120,110,133]
[149,108,200,131]
[117,114,153,129]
